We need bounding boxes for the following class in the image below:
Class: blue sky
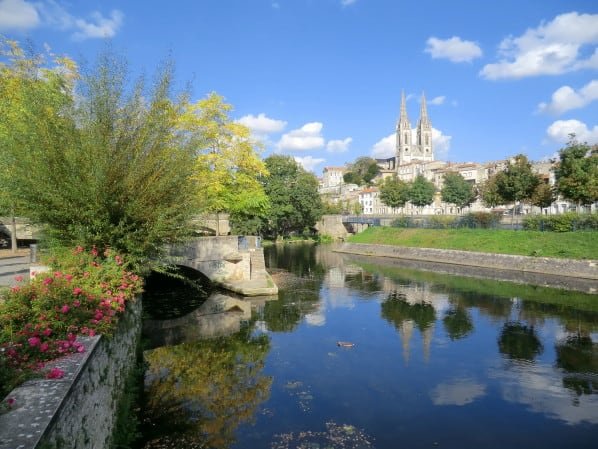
[1,0,597,174]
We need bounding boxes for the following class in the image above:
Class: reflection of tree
[381,292,436,332]
[142,326,272,448]
[443,306,474,340]
[264,243,326,279]
[556,333,598,397]
[344,272,383,294]
[452,291,511,321]
[498,322,543,361]
[262,283,320,332]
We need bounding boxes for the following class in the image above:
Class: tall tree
[480,176,503,208]
[531,182,555,212]
[441,172,476,212]
[0,41,197,267]
[379,177,410,211]
[495,154,540,219]
[343,156,380,186]
[262,155,323,239]
[177,92,270,234]
[408,175,436,212]
[555,137,598,210]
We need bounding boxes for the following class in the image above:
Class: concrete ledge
[214,271,279,296]
[335,243,598,282]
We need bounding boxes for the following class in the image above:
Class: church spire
[398,90,410,129]
[418,92,430,128]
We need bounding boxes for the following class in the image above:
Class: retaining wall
[336,243,598,281]
[0,297,142,449]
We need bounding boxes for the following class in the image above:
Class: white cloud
[72,10,123,40]
[429,96,446,105]
[326,137,352,153]
[546,119,598,144]
[371,133,395,158]
[0,0,39,30]
[370,128,452,159]
[294,155,325,172]
[237,113,287,138]
[538,80,598,114]
[5,1,124,40]
[276,122,325,151]
[481,12,598,80]
[425,36,483,63]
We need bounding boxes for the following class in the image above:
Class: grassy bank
[347,227,598,260]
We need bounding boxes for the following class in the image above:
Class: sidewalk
[0,249,32,287]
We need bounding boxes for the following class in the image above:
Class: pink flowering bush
[0,246,143,398]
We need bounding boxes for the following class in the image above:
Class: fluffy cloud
[425,36,483,63]
[0,0,39,31]
[370,128,452,159]
[276,122,325,151]
[538,80,598,115]
[294,155,325,172]
[237,113,287,138]
[1,1,124,39]
[481,12,598,80]
[72,10,124,40]
[326,137,352,153]
[546,119,598,144]
[429,96,446,105]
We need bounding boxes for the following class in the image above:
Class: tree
[379,177,410,211]
[531,182,555,211]
[177,92,270,234]
[0,42,197,268]
[479,176,504,208]
[408,175,436,211]
[555,137,598,210]
[343,157,380,186]
[441,172,475,212]
[262,155,323,239]
[495,154,540,221]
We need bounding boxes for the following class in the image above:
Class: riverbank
[348,227,598,260]
[335,242,598,286]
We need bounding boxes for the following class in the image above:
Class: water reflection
[143,325,272,448]
[141,243,598,448]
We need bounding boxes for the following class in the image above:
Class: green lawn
[347,227,598,260]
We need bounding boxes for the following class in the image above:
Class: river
[141,243,598,449]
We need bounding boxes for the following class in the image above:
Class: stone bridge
[167,235,278,296]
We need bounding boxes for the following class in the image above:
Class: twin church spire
[396,91,434,166]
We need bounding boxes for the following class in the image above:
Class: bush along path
[0,246,143,401]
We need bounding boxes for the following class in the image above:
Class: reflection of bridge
[168,236,278,296]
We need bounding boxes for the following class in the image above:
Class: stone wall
[336,243,598,282]
[0,297,142,449]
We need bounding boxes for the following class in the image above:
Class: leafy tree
[498,322,543,361]
[531,182,555,211]
[0,42,197,268]
[441,172,475,211]
[379,177,410,210]
[494,154,540,218]
[443,306,474,340]
[480,176,504,208]
[408,175,436,211]
[177,92,270,234]
[262,155,323,239]
[343,156,380,186]
[555,137,598,209]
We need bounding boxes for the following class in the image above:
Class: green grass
[348,227,598,260]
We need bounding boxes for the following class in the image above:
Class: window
[425,135,429,145]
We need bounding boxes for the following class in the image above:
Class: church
[395,91,434,165]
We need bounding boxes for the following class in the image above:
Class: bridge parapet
[168,236,277,296]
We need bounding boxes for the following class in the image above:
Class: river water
[141,243,598,449]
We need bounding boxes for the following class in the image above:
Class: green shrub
[458,212,501,229]
[391,216,411,228]
[428,215,457,229]
[523,212,598,232]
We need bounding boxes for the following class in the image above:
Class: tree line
[0,39,323,265]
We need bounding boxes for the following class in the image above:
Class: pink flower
[53,271,63,278]
[42,277,53,286]
[40,342,49,352]
[61,304,70,314]
[6,398,15,408]
[73,300,81,307]
[73,287,83,296]
[28,337,41,347]
[14,275,23,282]
[46,368,64,379]
[91,246,98,257]
[64,274,73,282]
[42,328,52,337]
[10,286,20,293]
[88,329,96,337]
[74,246,84,254]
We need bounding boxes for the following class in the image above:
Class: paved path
[0,255,31,287]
